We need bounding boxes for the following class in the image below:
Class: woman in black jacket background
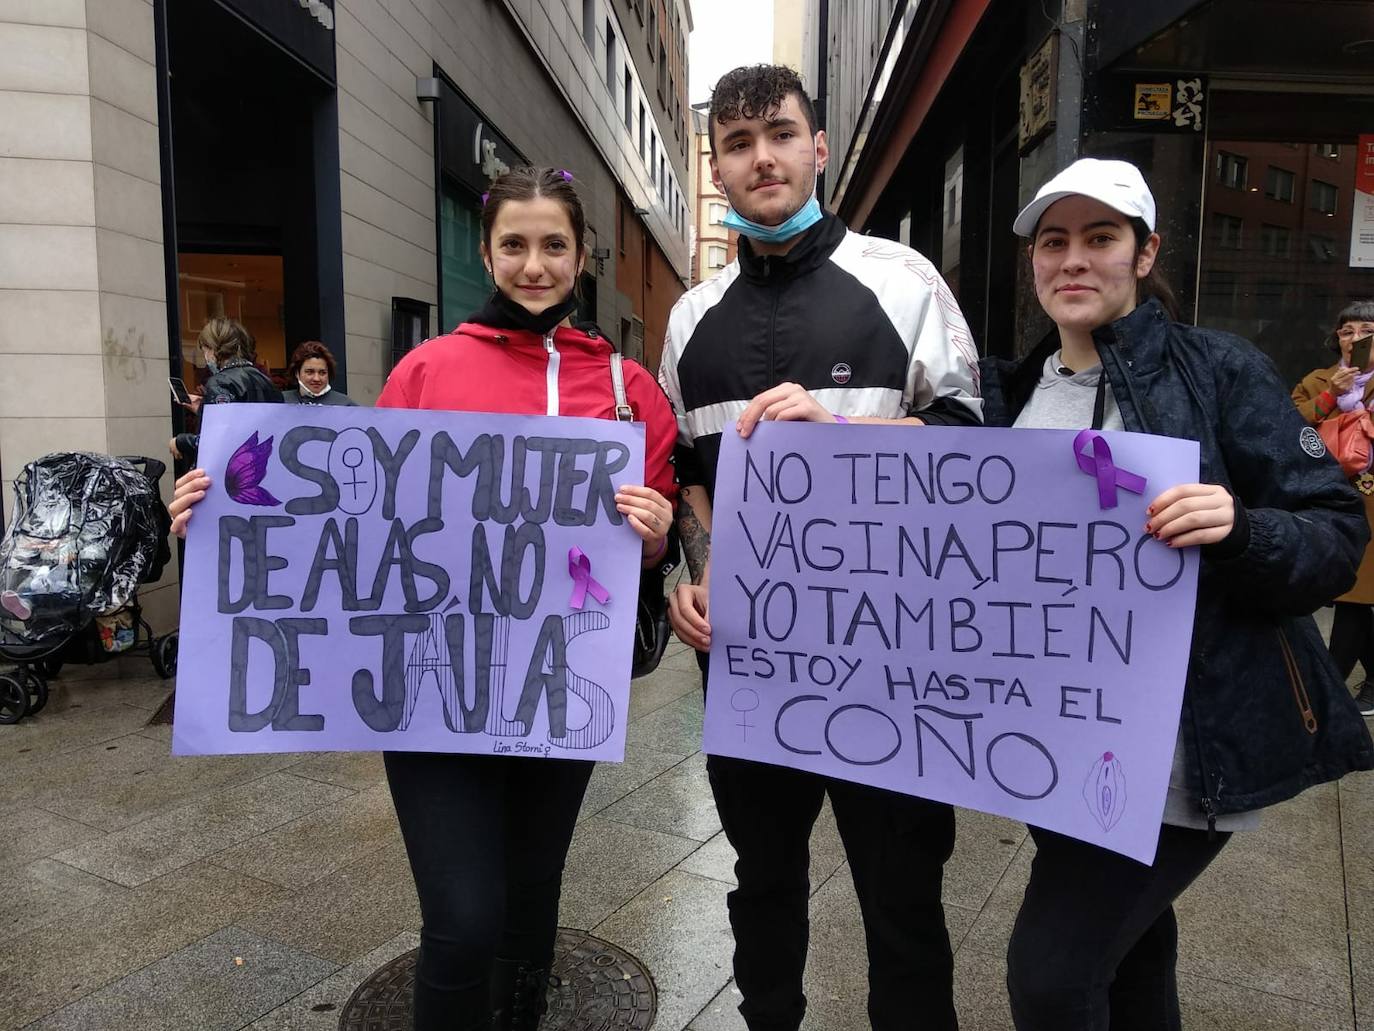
[170,317,282,465]
[982,157,1373,1031]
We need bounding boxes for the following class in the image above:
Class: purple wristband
[833,414,848,424]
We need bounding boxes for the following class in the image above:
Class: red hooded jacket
[377,322,678,507]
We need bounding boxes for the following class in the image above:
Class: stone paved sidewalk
[0,630,1370,1030]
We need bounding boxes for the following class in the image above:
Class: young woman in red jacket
[168,167,678,1031]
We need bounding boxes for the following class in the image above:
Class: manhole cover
[339,929,656,1030]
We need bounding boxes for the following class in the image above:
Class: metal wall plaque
[1019,32,1060,154]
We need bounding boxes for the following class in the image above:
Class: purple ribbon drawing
[567,547,611,610]
[1073,430,1147,509]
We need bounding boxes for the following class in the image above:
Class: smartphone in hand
[169,377,193,405]
[1350,334,1374,372]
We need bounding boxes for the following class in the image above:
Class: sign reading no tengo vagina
[703,422,1201,863]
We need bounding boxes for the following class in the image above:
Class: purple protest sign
[703,423,1201,864]
[173,404,645,763]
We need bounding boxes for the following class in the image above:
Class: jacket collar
[736,210,847,283]
[1091,297,1170,373]
[982,299,1171,427]
[458,320,611,354]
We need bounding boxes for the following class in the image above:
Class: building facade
[0,0,692,628]
[814,0,1374,383]
[689,104,738,284]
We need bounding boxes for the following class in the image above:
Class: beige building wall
[0,0,178,630]
[690,106,736,284]
[772,0,812,86]
[333,0,692,404]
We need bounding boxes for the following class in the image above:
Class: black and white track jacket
[658,211,983,498]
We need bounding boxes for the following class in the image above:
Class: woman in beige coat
[1293,300,1374,715]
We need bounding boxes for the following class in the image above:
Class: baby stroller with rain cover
[0,452,176,723]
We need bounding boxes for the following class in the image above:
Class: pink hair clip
[481,192,489,205]
[557,169,573,182]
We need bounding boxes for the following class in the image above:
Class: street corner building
[791,0,1374,380]
[0,0,694,632]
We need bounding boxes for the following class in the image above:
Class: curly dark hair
[287,340,336,383]
[707,64,816,156]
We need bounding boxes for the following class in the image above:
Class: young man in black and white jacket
[659,64,981,1031]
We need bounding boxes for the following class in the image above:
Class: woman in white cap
[980,157,1373,1029]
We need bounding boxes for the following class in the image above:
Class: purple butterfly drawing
[225,432,282,507]
[1083,751,1127,832]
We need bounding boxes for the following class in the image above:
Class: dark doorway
[163,0,344,387]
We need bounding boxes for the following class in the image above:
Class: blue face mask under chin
[722,193,823,244]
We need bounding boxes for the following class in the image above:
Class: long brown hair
[480,167,586,259]
[197,317,255,364]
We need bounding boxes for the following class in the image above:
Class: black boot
[490,958,553,1031]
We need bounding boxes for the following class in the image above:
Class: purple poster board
[703,423,1201,863]
[173,404,645,763]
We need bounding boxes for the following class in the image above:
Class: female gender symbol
[731,688,760,741]
[341,446,366,501]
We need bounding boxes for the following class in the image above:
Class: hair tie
[557,169,573,183]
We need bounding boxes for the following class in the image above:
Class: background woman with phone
[169,317,282,465]
[1294,300,1374,716]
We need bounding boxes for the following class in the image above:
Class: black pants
[1329,601,1374,682]
[1006,824,1230,1031]
[384,751,594,1031]
[700,655,957,1031]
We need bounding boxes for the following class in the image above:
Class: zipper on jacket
[1200,795,1217,838]
[1277,627,1319,735]
[1183,653,1220,839]
[543,329,559,415]
[767,279,782,383]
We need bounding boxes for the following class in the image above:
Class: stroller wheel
[35,656,63,680]
[21,670,47,716]
[152,632,178,680]
[0,675,28,725]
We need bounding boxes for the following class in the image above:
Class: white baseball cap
[1012,158,1156,237]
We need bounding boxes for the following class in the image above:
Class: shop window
[708,244,727,269]
[1215,152,1247,189]
[1199,269,1239,318]
[177,253,285,381]
[390,297,430,371]
[1310,179,1338,215]
[605,22,616,90]
[1264,166,1295,203]
[1309,234,1339,262]
[439,180,487,334]
[1260,223,1291,258]
[1317,143,1340,159]
[1255,281,1287,321]
[1213,213,1244,250]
